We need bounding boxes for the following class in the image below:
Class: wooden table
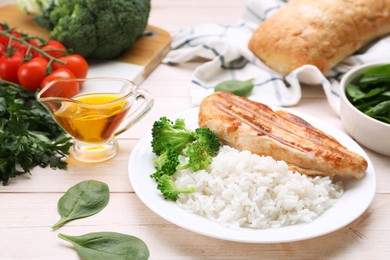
[1,0,389,259]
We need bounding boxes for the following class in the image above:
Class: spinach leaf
[58,232,150,260]
[360,64,390,87]
[52,180,109,230]
[346,83,365,100]
[214,79,254,97]
[346,64,390,124]
[365,100,390,117]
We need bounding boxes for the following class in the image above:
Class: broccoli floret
[50,3,98,57]
[150,147,180,181]
[157,175,195,201]
[194,128,221,155]
[17,0,151,59]
[176,128,220,171]
[177,142,213,172]
[151,117,195,156]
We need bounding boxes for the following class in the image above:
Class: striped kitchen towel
[162,0,390,115]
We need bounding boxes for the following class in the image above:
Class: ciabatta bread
[248,0,390,74]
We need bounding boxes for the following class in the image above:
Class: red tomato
[27,39,42,57]
[0,51,24,83]
[1,31,22,47]
[40,68,79,98]
[17,57,49,92]
[11,41,28,55]
[52,54,88,78]
[40,40,67,58]
[0,25,8,46]
[0,44,4,57]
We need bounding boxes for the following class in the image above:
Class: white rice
[175,145,343,229]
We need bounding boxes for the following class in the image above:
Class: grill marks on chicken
[198,91,367,179]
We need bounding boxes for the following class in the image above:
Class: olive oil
[54,93,130,143]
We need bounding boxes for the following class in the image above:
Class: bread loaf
[248,0,390,74]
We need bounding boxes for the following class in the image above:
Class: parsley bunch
[0,82,72,185]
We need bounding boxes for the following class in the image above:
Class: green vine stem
[0,79,26,90]
[0,29,66,65]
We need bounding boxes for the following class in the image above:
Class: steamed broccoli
[151,117,195,156]
[177,128,221,171]
[178,142,213,172]
[157,175,195,201]
[16,0,151,59]
[150,117,221,200]
[194,128,221,155]
[150,147,180,181]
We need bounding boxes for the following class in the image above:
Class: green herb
[52,180,110,230]
[214,79,254,97]
[0,82,72,185]
[58,232,150,260]
[345,64,390,124]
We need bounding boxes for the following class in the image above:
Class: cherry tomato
[0,51,24,83]
[27,39,42,57]
[0,26,9,46]
[0,31,22,47]
[0,44,4,57]
[11,41,28,55]
[40,40,67,58]
[40,68,79,98]
[17,57,49,92]
[52,54,88,78]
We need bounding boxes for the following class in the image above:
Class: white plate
[128,108,376,243]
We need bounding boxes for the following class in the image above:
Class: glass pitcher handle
[114,88,153,137]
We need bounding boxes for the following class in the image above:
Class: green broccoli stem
[0,30,66,64]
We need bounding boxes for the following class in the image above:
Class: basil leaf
[52,180,109,230]
[58,232,149,260]
[214,79,254,97]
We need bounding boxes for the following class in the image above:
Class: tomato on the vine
[40,40,67,59]
[17,57,49,92]
[0,44,5,57]
[52,54,88,78]
[27,39,42,57]
[1,31,22,48]
[0,25,11,46]
[0,26,6,44]
[11,41,29,55]
[0,51,24,83]
[40,68,80,98]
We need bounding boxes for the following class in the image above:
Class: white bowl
[339,61,390,156]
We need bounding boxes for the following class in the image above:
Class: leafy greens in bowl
[339,60,390,156]
[345,63,390,124]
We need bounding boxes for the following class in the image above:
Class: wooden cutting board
[0,5,171,84]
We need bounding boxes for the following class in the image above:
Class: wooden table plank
[0,193,389,259]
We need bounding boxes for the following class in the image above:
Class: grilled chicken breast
[198,91,367,179]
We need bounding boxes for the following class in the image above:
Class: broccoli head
[176,128,220,171]
[194,128,221,155]
[157,175,195,201]
[151,117,195,156]
[17,0,151,59]
[150,147,180,181]
[178,142,213,172]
